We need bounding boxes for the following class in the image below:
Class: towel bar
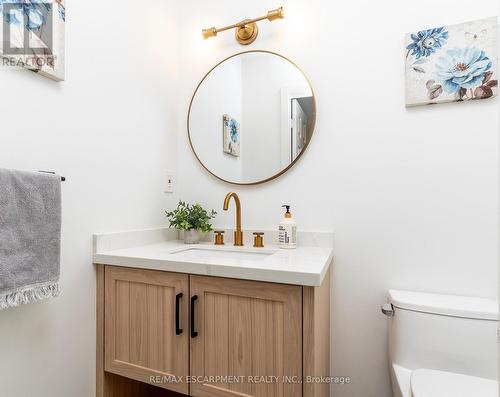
[38,170,66,181]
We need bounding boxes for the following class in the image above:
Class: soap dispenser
[279,205,297,249]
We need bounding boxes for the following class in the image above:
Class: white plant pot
[184,229,201,244]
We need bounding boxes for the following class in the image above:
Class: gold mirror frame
[187,50,316,186]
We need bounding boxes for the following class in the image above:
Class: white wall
[175,1,499,396]
[0,1,179,396]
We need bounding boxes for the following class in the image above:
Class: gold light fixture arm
[202,7,284,45]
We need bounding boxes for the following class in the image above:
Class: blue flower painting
[406,27,449,59]
[405,17,498,106]
[223,114,240,157]
[0,0,66,81]
[435,47,492,93]
[1,0,51,30]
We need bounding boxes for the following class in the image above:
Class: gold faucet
[223,192,243,246]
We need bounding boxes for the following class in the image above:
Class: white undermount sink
[167,246,276,262]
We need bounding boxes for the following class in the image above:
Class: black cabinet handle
[175,293,183,335]
[190,295,198,338]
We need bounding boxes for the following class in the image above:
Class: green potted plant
[165,201,217,244]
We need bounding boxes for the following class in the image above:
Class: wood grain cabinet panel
[104,266,189,395]
[190,275,302,397]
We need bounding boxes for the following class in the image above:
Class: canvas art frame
[223,114,240,157]
[0,0,65,81]
[405,17,497,107]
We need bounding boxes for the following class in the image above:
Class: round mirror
[188,50,316,185]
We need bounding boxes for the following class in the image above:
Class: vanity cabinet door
[190,275,302,397]
[104,266,189,395]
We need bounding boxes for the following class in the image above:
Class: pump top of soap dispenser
[282,205,292,219]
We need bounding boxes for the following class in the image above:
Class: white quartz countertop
[93,228,334,286]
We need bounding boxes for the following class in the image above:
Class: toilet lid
[411,369,498,397]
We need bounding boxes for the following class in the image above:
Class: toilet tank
[387,290,498,380]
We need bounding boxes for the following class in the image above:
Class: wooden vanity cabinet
[103,266,189,395]
[96,265,330,397]
[190,275,302,397]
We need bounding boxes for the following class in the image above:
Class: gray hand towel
[0,169,61,310]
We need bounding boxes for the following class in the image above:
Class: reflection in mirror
[188,51,315,185]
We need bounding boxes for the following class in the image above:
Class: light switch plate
[164,171,174,193]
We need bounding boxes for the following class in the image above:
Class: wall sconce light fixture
[202,7,284,45]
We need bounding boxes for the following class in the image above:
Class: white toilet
[383,289,499,397]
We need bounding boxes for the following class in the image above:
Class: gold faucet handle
[214,230,225,245]
[253,232,264,248]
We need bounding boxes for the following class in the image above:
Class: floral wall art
[223,114,240,157]
[0,0,65,81]
[405,17,497,107]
